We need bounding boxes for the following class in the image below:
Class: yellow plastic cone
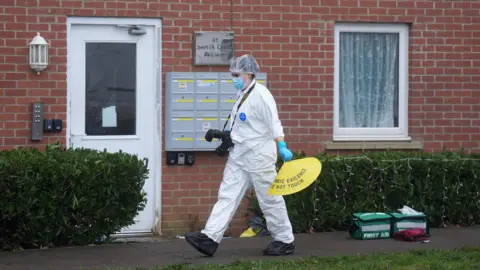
[268,157,322,196]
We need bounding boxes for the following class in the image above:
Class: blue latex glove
[278,141,293,162]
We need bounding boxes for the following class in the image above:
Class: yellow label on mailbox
[176,99,193,103]
[200,99,218,103]
[174,79,194,83]
[175,137,193,141]
[224,99,236,103]
[199,118,217,121]
[173,118,193,121]
[258,80,265,84]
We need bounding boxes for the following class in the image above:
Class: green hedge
[0,144,148,250]
[248,151,480,233]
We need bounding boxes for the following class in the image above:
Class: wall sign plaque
[193,31,234,66]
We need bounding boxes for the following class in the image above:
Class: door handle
[116,24,147,36]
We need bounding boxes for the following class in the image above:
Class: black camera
[205,129,234,156]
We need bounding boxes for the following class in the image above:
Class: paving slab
[0,227,479,270]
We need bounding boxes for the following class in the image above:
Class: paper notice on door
[102,106,117,127]
[202,122,211,131]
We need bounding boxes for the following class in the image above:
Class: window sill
[325,141,423,150]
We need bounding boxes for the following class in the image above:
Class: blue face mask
[232,77,245,90]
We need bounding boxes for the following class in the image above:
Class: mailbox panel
[171,94,195,110]
[220,94,237,111]
[196,72,219,94]
[196,134,221,149]
[170,73,195,93]
[256,73,267,87]
[165,72,267,151]
[170,132,195,149]
[196,111,219,132]
[220,72,236,94]
[171,111,195,131]
[196,94,218,111]
[219,111,230,130]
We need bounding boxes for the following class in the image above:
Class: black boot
[184,232,219,257]
[263,241,295,256]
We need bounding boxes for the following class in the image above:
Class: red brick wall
[1,0,479,237]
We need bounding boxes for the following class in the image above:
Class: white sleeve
[258,93,284,139]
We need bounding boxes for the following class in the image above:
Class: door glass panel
[85,42,136,136]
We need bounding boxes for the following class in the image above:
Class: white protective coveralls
[201,78,295,245]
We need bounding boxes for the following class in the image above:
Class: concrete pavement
[0,227,479,270]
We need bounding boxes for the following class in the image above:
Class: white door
[67,18,161,234]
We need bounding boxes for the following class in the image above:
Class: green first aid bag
[348,212,392,240]
[390,212,429,235]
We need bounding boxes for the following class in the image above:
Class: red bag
[393,228,428,242]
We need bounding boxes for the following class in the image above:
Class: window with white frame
[333,23,410,141]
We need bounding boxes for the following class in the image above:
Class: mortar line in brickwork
[230,0,233,30]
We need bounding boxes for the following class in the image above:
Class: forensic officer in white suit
[185,54,295,256]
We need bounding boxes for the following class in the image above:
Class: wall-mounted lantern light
[29,32,49,75]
